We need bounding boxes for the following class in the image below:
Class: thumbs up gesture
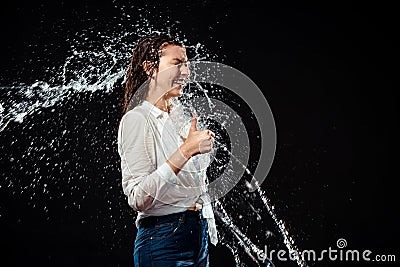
[179,113,215,159]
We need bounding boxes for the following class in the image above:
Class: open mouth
[172,78,187,86]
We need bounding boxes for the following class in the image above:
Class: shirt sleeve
[118,111,178,212]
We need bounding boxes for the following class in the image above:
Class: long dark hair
[122,33,182,114]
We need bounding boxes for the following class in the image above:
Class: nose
[179,62,190,78]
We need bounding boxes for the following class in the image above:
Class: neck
[145,82,173,113]
[153,96,172,113]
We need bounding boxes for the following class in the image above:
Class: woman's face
[154,44,189,98]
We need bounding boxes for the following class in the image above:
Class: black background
[0,0,398,266]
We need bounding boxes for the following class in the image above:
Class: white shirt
[117,100,218,245]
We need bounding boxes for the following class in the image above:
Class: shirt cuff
[156,162,178,184]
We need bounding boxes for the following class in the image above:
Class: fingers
[209,136,215,148]
[199,138,214,154]
[210,136,215,143]
[190,112,198,131]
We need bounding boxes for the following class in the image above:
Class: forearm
[166,144,193,175]
[123,161,182,211]
[122,144,197,211]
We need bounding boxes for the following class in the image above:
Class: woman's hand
[179,113,215,159]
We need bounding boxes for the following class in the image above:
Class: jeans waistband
[139,210,202,228]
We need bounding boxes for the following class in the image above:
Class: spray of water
[208,136,308,267]
[0,9,307,267]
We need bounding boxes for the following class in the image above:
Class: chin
[169,87,183,97]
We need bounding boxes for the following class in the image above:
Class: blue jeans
[134,210,209,267]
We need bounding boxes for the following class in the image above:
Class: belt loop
[180,211,186,223]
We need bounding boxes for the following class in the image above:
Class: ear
[142,61,152,76]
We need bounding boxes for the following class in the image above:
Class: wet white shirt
[117,100,218,245]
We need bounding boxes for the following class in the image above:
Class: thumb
[190,112,198,132]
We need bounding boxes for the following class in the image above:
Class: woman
[117,33,218,267]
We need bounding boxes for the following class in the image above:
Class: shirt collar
[141,100,168,119]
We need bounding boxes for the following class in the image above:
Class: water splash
[0,14,217,255]
[252,180,308,266]
[208,137,308,267]
[0,11,215,134]
[1,9,306,267]
[215,199,275,267]
[179,75,308,266]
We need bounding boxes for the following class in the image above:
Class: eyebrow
[171,58,188,63]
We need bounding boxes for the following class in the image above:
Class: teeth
[174,79,186,85]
